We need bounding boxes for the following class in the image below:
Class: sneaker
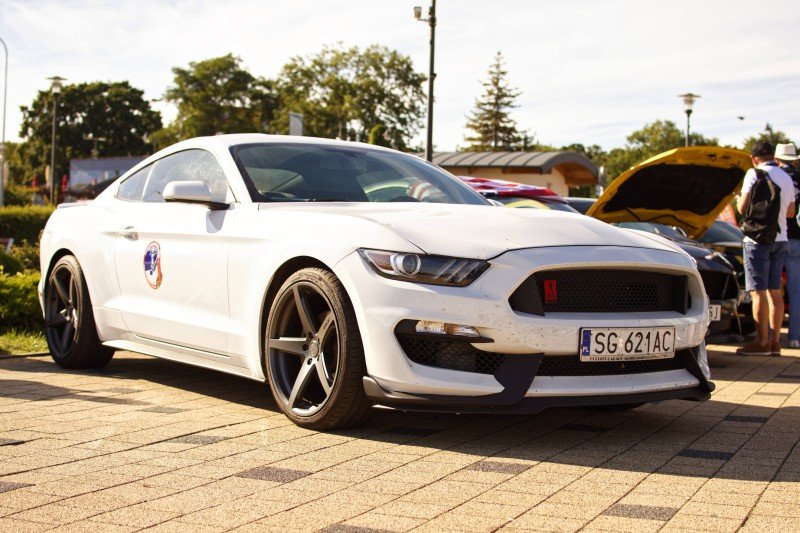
[789,340,800,349]
[771,340,781,356]
[736,340,772,356]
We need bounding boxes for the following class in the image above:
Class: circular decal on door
[143,241,163,289]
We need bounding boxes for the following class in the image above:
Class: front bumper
[336,245,711,403]
[363,345,713,413]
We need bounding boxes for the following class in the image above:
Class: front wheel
[265,268,371,429]
[44,255,114,369]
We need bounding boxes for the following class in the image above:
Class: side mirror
[163,181,229,210]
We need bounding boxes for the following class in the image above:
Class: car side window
[116,165,152,201]
[142,149,232,203]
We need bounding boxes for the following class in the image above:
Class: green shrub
[0,270,42,332]
[0,205,55,243]
[2,186,35,207]
[8,240,40,271]
[0,249,24,275]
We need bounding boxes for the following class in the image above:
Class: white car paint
[39,134,713,418]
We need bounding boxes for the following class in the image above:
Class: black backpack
[741,168,781,244]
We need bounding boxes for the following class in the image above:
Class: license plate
[709,304,721,322]
[579,327,675,361]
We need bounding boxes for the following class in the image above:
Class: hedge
[0,270,42,332]
[0,249,24,275]
[0,205,55,243]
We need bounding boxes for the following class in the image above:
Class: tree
[464,52,526,151]
[603,120,718,182]
[275,44,426,150]
[742,123,794,153]
[16,81,162,185]
[163,54,278,142]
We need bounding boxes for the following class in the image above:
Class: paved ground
[0,344,799,532]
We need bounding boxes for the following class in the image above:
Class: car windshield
[616,222,687,238]
[697,221,743,243]
[498,196,580,213]
[231,143,489,205]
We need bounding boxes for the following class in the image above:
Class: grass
[0,329,48,355]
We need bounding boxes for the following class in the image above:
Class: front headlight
[358,249,489,286]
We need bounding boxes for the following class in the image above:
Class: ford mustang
[39,134,714,429]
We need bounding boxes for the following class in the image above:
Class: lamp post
[83,133,107,159]
[0,37,8,207]
[678,93,700,147]
[414,1,436,162]
[48,75,65,205]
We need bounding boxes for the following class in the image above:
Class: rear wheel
[265,268,371,429]
[44,255,114,369]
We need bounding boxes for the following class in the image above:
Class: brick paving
[0,344,798,532]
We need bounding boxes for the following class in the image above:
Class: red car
[458,176,579,213]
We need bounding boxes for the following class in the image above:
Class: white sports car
[39,134,714,429]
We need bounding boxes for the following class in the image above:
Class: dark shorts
[744,240,788,291]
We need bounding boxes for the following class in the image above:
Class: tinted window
[232,143,488,205]
[116,165,152,201]
[142,149,231,203]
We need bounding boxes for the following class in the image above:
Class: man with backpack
[737,142,796,356]
[775,143,800,348]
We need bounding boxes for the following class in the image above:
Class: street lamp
[0,37,8,207]
[414,1,436,162]
[679,92,700,147]
[48,75,66,204]
[83,133,107,159]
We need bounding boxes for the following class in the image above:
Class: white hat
[775,143,799,161]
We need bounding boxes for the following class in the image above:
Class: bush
[0,270,42,332]
[0,205,55,243]
[2,186,35,207]
[0,249,24,275]
[8,240,40,271]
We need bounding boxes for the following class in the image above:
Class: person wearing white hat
[776,143,800,348]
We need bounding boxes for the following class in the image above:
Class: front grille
[510,269,688,315]
[397,335,506,375]
[537,350,688,376]
[700,270,738,300]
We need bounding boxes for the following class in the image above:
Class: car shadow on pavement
[1,352,799,484]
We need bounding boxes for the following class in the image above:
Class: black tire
[44,255,114,369]
[265,268,372,430]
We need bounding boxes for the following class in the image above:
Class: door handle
[118,226,138,240]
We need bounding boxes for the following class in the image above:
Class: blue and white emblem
[143,241,163,289]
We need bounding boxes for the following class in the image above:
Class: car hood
[259,202,686,260]
[587,147,751,239]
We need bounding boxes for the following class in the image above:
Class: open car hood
[587,147,751,239]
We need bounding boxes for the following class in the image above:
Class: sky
[0,0,798,152]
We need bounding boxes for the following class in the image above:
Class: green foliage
[464,52,527,151]
[9,240,40,271]
[742,124,795,154]
[0,249,23,275]
[276,44,426,150]
[0,205,55,243]
[0,328,47,355]
[1,185,35,206]
[164,54,276,142]
[0,270,41,332]
[367,124,392,147]
[601,120,719,183]
[16,81,162,185]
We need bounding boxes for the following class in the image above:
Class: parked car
[587,146,752,335]
[39,134,714,429]
[564,197,596,215]
[457,176,579,212]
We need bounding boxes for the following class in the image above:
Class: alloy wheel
[267,282,340,416]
